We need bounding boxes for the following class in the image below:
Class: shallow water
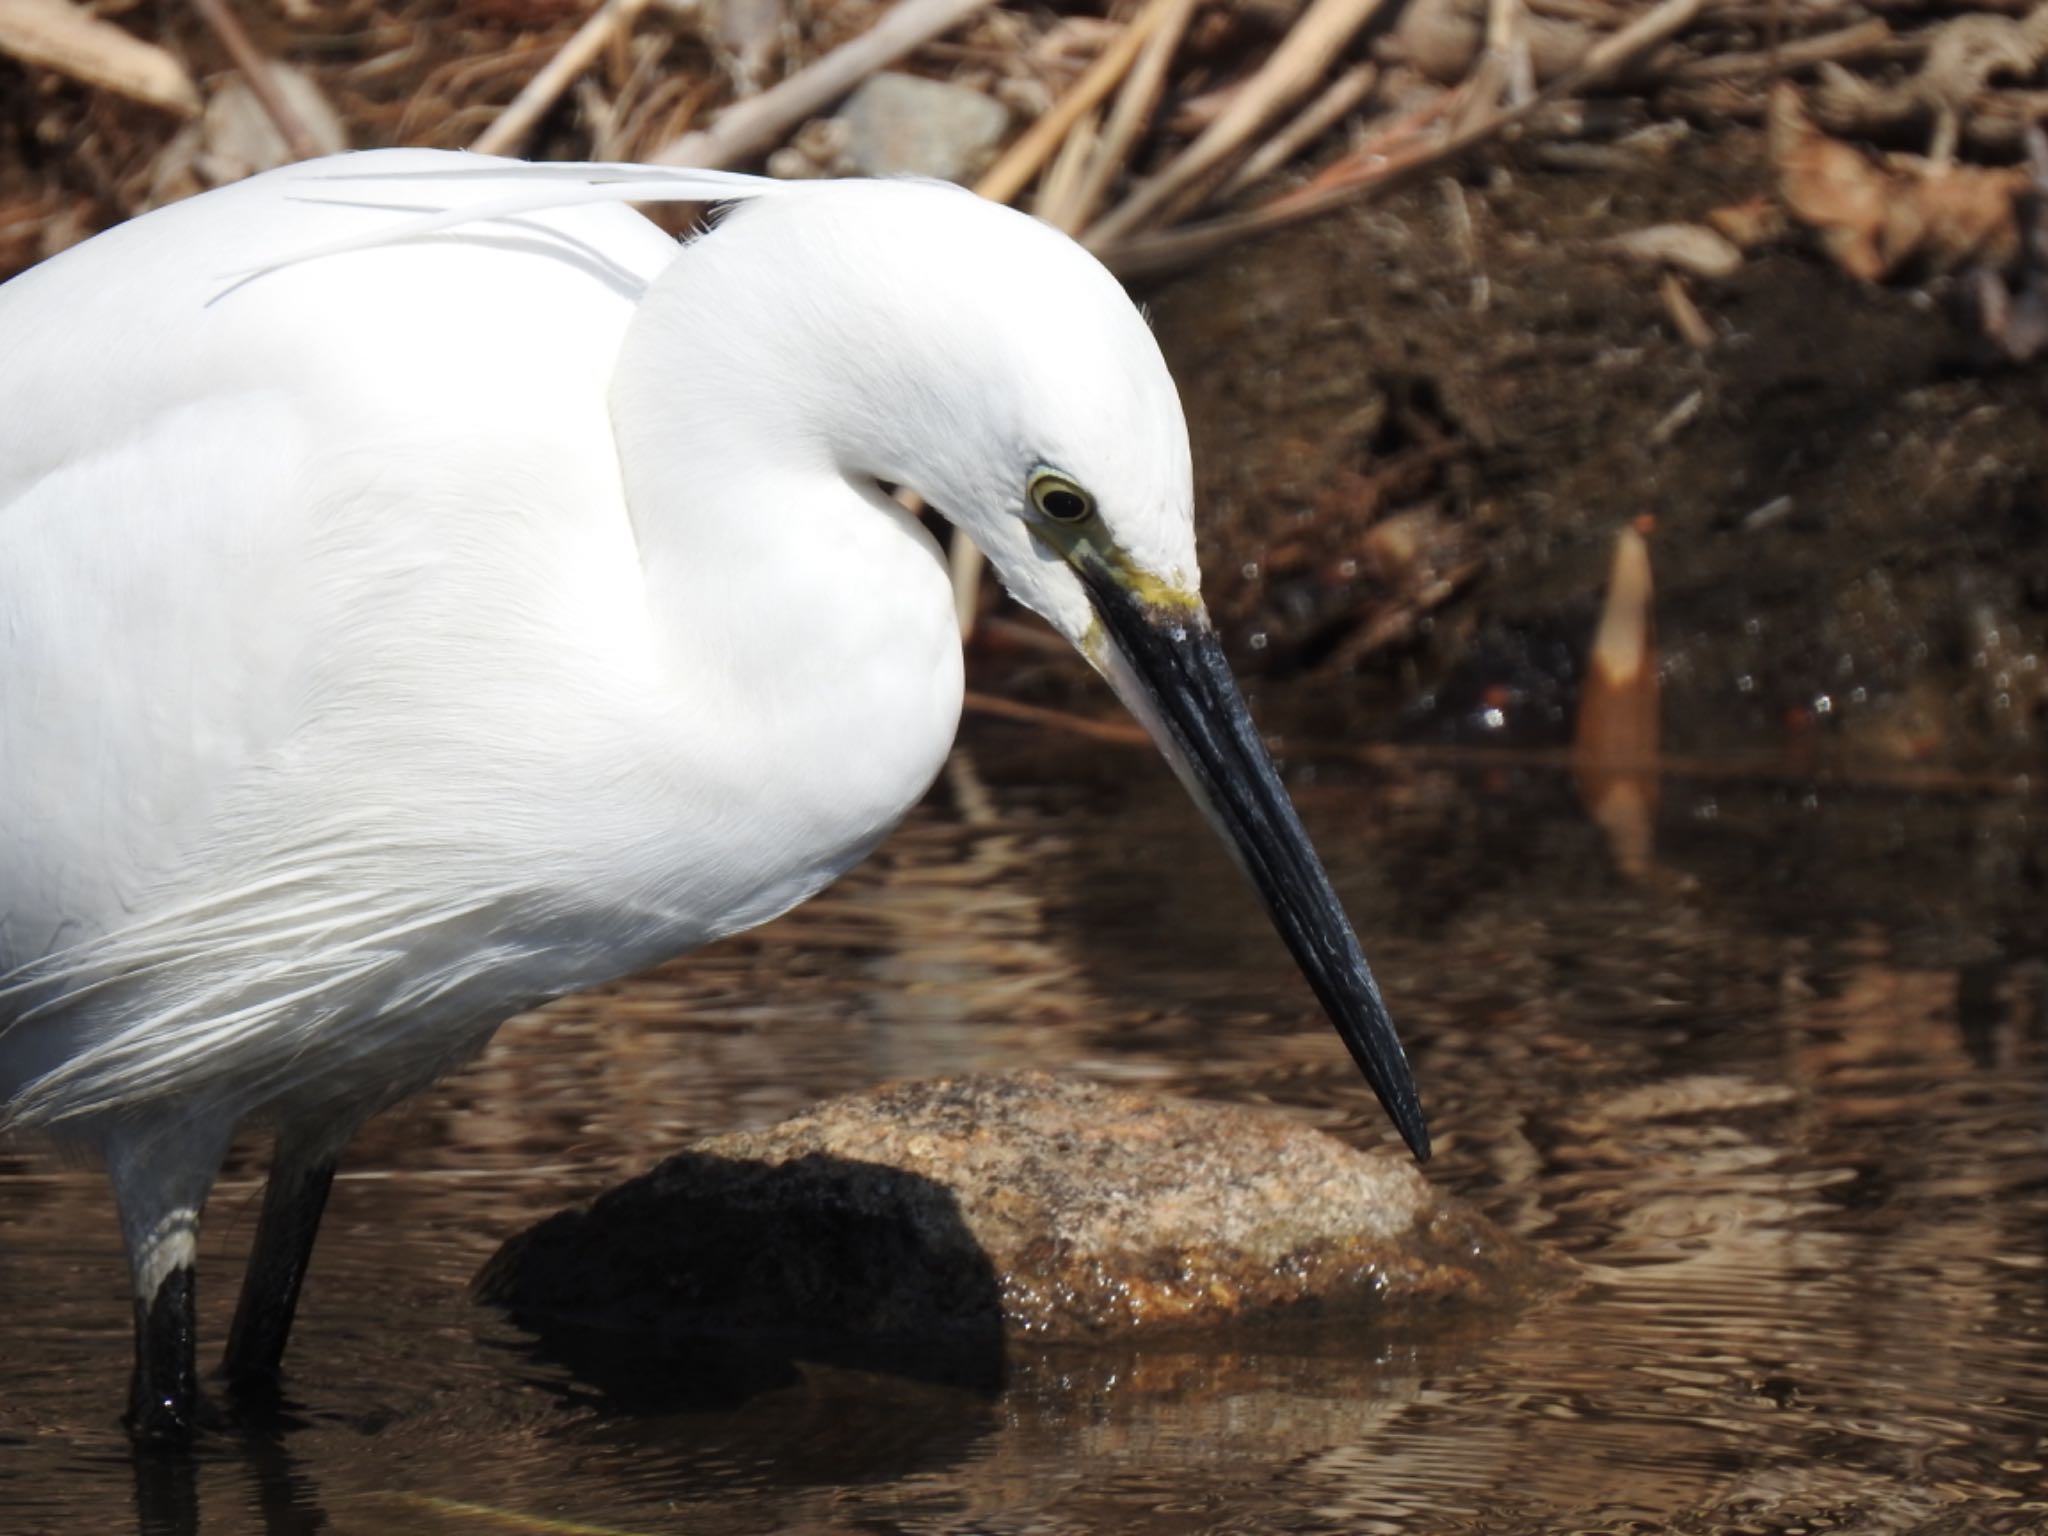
[3,722,2045,1535]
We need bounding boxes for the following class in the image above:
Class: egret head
[773,182,1428,1160]
[684,179,1200,653]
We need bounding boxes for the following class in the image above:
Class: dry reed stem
[653,0,993,167]
[1451,0,1525,134]
[1088,0,1396,243]
[471,0,651,156]
[1038,102,1102,227]
[1216,61,1375,200]
[1063,0,1198,229]
[974,0,1188,206]
[0,0,200,116]
[1099,0,1706,275]
[1658,271,1714,347]
[1670,17,1890,82]
[192,0,326,161]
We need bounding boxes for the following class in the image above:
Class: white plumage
[0,150,1423,1438]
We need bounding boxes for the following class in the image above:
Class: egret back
[0,153,684,1124]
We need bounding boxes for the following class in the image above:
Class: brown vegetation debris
[1771,83,2024,282]
[1603,221,1743,278]
[0,0,200,116]
[1976,127,2048,361]
[1704,194,1785,251]
[1376,0,1594,88]
[1810,4,2048,163]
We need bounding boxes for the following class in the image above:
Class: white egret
[0,150,1428,1441]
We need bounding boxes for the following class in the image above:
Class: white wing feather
[0,150,709,1128]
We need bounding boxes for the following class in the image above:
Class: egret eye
[1028,470,1096,525]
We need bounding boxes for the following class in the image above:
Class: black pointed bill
[1043,527,1431,1161]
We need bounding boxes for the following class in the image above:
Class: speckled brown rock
[477,1071,1569,1354]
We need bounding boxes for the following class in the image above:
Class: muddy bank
[1145,125,2048,765]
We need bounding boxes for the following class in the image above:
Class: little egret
[0,150,1428,1440]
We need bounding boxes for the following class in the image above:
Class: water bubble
[1248,632,1269,651]
[1814,694,1833,715]
[1736,674,1756,694]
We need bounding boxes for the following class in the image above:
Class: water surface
[2,724,2044,1534]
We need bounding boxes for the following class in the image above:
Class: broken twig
[1090,0,1396,242]
[472,0,652,157]
[1216,63,1377,201]
[975,0,1188,206]
[192,0,324,161]
[655,0,992,168]
[1099,0,1706,276]
[1063,0,1198,229]
[0,0,200,116]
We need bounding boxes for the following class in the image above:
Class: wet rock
[836,72,1009,183]
[478,1071,1569,1376]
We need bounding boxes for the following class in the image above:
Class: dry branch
[1063,0,1198,228]
[975,0,1189,207]
[1099,0,1708,276]
[472,0,652,157]
[1216,62,1376,200]
[1669,17,1891,82]
[192,0,325,162]
[0,0,200,116]
[654,0,993,168]
[1089,0,1396,242]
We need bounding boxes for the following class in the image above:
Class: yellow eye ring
[1027,469,1096,525]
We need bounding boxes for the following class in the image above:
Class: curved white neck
[605,221,963,878]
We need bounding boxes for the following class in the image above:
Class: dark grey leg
[222,1137,337,1393]
[107,1117,230,1444]
[127,1263,201,1443]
